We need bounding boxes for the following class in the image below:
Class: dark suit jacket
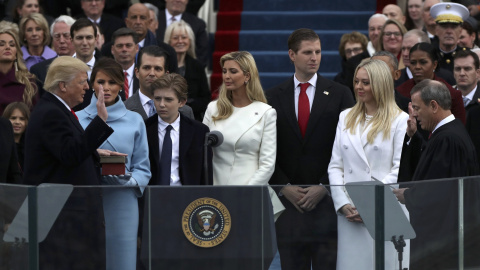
[184,54,210,120]
[265,75,355,186]
[101,30,179,74]
[395,89,410,113]
[146,113,212,185]
[464,82,480,114]
[76,13,125,43]
[30,56,56,97]
[156,10,209,67]
[124,91,194,120]
[23,92,113,269]
[466,105,480,164]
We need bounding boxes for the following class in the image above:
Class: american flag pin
[324,91,329,95]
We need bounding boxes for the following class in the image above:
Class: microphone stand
[203,135,209,186]
[391,235,407,270]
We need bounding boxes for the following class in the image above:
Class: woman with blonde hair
[0,28,37,115]
[328,59,409,269]
[164,20,210,121]
[203,51,284,220]
[19,13,57,70]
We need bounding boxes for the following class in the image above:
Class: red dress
[0,67,38,115]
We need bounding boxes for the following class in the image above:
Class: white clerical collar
[432,114,455,134]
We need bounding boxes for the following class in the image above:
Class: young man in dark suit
[265,28,355,270]
[146,73,211,186]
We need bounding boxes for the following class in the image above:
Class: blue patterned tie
[148,99,157,117]
[159,125,173,185]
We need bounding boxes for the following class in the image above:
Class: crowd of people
[1,0,480,270]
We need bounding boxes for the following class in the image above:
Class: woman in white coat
[328,59,409,269]
[203,51,284,220]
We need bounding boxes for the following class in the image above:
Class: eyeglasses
[53,32,71,40]
[345,47,363,56]
[384,32,402,38]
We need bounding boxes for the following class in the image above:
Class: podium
[140,186,277,270]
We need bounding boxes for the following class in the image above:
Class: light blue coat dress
[77,95,151,270]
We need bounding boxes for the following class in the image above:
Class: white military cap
[431,2,469,24]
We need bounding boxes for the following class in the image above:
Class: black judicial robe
[400,119,480,270]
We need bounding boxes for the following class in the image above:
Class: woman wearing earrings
[0,28,38,115]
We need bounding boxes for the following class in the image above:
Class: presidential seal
[182,197,231,248]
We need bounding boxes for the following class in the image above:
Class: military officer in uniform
[430,2,469,75]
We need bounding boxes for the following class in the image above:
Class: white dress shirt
[166,9,182,27]
[293,73,317,119]
[157,114,181,186]
[73,53,96,79]
[462,85,477,106]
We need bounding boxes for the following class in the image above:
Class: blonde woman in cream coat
[203,51,284,220]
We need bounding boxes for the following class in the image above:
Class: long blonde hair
[345,59,402,144]
[0,28,37,108]
[213,51,266,121]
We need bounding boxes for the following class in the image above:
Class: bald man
[383,4,406,24]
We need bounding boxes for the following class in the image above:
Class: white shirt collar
[158,112,180,131]
[432,114,455,134]
[464,85,477,102]
[165,9,182,26]
[294,73,317,89]
[52,92,71,110]
[139,90,151,106]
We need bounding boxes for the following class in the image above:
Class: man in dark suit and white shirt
[453,48,480,114]
[125,45,193,120]
[156,0,208,66]
[265,28,355,270]
[111,28,140,99]
[146,73,211,186]
[23,56,115,269]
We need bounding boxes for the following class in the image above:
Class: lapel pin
[324,91,329,95]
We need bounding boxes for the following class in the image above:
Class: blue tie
[148,99,157,117]
[159,125,173,185]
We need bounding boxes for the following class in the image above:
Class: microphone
[206,131,223,147]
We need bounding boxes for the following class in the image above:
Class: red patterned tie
[298,83,310,137]
[70,109,78,121]
[124,71,129,99]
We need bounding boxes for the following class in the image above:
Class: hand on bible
[97,149,128,157]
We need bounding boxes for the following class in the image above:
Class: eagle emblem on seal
[196,210,219,236]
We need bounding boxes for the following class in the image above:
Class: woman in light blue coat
[77,58,150,270]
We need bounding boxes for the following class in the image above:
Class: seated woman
[396,42,466,124]
[164,20,210,121]
[203,51,284,221]
[0,28,38,115]
[76,58,151,270]
[9,0,54,26]
[2,102,30,170]
[19,13,57,70]
[377,19,407,69]
[328,59,409,270]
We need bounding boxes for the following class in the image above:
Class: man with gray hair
[394,79,480,269]
[367,13,388,56]
[31,15,76,96]
[144,3,159,35]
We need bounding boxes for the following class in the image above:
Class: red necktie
[70,109,78,121]
[298,83,310,137]
[124,71,129,99]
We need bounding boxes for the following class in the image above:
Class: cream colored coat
[328,108,409,270]
[203,101,285,220]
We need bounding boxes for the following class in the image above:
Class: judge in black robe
[395,79,480,270]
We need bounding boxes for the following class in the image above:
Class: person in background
[328,58,409,269]
[164,20,210,121]
[334,31,369,92]
[377,19,408,69]
[95,24,105,51]
[144,3,160,36]
[19,13,56,70]
[422,0,440,40]
[76,58,150,270]
[8,0,54,26]
[458,16,479,49]
[367,13,388,56]
[396,42,466,124]
[30,15,76,97]
[77,0,125,43]
[453,49,480,114]
[2,102,30,170]
[383,4,406,24]
[404,0,424,30]
[0,28,38,115]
